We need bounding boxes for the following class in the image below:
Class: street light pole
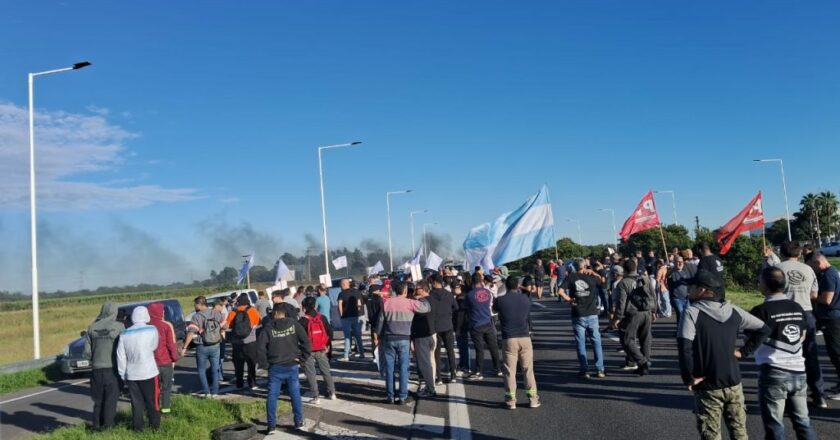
[29,61,91,360]
[566,218,582,244]
[318,141,362,281]
[423,222,438,260]
[598,208,618,250]
[409,209,428,254]
[754,159,793,241]
[654,190,679,226]
[386,190,412,272]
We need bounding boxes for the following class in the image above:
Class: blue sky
[1,1,839,292]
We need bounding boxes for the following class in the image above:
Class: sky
[1,1,839,293]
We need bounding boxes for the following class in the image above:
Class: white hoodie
[116,306,159,381]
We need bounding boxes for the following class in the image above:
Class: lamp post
[423,222,438,260]
[386,190,412,272]
[754,159,792,241]
[318,141,362,280]
[566,218,582,244]
[653,190,679,226]
[409,209,428,254]
[597,208,618,250]
[29,61,91,360]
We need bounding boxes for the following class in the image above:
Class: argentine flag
[236,254,254,285]
[463,185,555,273]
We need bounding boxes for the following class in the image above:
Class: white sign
[425,251,443,271]
[332,256,348,270]
[410,263,422,281]
[368,261,384,276]
[319,274,331,285]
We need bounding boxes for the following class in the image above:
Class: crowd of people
[80,240,840,439]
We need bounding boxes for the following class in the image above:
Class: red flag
[620,191,661,240]
[715,192,765,255]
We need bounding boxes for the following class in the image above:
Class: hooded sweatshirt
[427,287,458,333]
[148,302,180,366]
[116,306,160,381]
[677,299,768,390]
[256,316,311,367]
[84,302,123,370]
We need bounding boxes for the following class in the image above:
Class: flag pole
[658,224,669,258]
[762,223,767,254]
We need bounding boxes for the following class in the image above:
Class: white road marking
[447,381,472,440]
[305,397,445,435]
[532,302,547,309]
[0,379,90,405]
[269,420,377,439]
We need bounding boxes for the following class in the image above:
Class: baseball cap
[689,269,723,291]
[611,266,624,276]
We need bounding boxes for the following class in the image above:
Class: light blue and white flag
[410,246,423,265]
[236,254,254,285]
[463,185,555,273]
[274,258,290,284]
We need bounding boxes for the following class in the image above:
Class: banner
[319,274,332,286]
[425,251,443,271]
[410,247,423,265]
[619,191,661,240]
[332,255,347,270]
[716,192,765,255]
[236,254,254,285]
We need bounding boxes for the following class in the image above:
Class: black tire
[211,423,258,440]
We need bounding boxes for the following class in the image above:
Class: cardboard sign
[319,274,331,286]
[410,264,422,281]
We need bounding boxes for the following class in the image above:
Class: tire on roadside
[211,423,258,440]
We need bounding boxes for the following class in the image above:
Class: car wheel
[211,423,258,440]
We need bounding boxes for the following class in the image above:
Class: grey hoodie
[84,302,124,370]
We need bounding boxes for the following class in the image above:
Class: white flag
[274,258,290,284]
[367,261,384,276]
[332,255,348,270]
[425,251,443,271]
[410,246,423,265]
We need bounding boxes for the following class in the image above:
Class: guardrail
[0,356,58,375]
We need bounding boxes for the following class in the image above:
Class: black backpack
[232,306,253,339]
[629,278,652,312]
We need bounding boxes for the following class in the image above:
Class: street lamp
[653,190,679,226]
[409,209,428,254]
[423,222,439,260]
[597,208,618,250]
[754,159,792,241]
[318,141,362,280]
[29,61,91,360]
[386,190,412,272]
[566,218,582,244]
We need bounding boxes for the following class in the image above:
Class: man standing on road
[669,256,692,328]
[548,259,558,297]
[412,281,438,397]
[181,296,225,398]
[452,282,472,375]
[147,302,180,415]
[496,276,540,410]
[429,274,459,384]
[257,303,312,433]
[255,291,273,319]
[613,259,656,375]
[678,270,769,440]
[697,243,726,299]
[534,258,545,299]
[465,273,503,380]
[337,279,365,361]
[379,281,431,405]
[299,296,336,404]
[559,258,606,378]
[225,294,261,391]
[116,306,160,432]
[84,301,123,430]
[807,252,840,401]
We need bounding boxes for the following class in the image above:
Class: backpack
[232,306,253,339]
[307,313,329,351]
[629,278,652,312]
[202,311,222,345]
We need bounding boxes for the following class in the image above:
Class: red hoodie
[148,302,180,366]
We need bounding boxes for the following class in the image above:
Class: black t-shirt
[561,272,602,317]
[337,288,363,318]
[495,290,531,339]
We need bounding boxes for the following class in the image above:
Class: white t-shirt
[776,260,819,311]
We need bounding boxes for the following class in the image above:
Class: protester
[379,281,431,404]
[147,302,180,414]
[299,296,336,404]
[181,296,225,398]
[367,284,385,369]
[807,252,840,402]
[337,278,365,361]
[496,276,539,409]
[743,267,815,440]
[548,259,558,297]
[116,306,160,432]
[225,294,261,390]
[678,270,769,440]
[655,259,671,318]
[84,301,123,430]
[465,273,502,380]
[315,284,332,324]
[257,303,311,433]
[412,281,438,397]
[613,258,656,375]
[428,273,459,384]
[559,258,605,378]
[697,243,726,299]
[668,256,692,328]
[452,281,472,375]
[255,290,273,319]
[533,258,545,299]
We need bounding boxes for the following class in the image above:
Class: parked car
[183,289,257,322]
[820,241,840,257]
[59,298,186,375]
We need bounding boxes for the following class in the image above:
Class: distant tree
[619,224,692,257]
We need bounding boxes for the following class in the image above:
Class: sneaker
[636,363,650,377]
[210,394,220,399]
[338,357,350,362]
[399,396,413,406]
[455,370,467,377]
[812,396,829,408]
[529,396,541,408]
[579,372,591,379]
[310,396,321,405]
[816,330,824,337]
[417,388,437,398]
[621,363,638,371]
[495,370,504,377]
[328,393,338,400]
[294,420,305,430]
[435,379,444,386]
[467,372,484,381]
[267,428,277,435]
[595,371,606,379]
[827,392,840,401]
[384,397,395,405]
[505,399,517,410]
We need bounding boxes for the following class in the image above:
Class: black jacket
[427,288,458,333]
[366,294,385,331]
[453,295,469,335]
[257,317,311,368]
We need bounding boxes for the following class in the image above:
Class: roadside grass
[35,394,287,440]
[0,363,68,395]
[726,289,764,310]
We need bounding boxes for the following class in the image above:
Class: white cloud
[0,102,200,210]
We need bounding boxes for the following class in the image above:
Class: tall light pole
[423,222,438,260]
[318,141,362,281]
[754,159,792,241]
[566,218,582,244]
[386,189,412,272]
[29,61,91,360]
[409,209,428,254]
[597,208,618,250]
[653,190,679,226]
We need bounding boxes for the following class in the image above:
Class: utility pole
[694,216,701,236]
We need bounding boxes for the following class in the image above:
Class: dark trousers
[157,364,174,411]
[90,368,119,429]
[803,312,826,397]
[821,317,840,381]
[126,376,160,432]
[434,330,457,378]
[232,342,257,388]
[622,312,652,366]
[471,324,501,374]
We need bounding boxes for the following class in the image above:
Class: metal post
[386,190,412,273]
[28,73,40,360]
[779,160,792,242]
[318,147,330,280]
[410,209,427,255]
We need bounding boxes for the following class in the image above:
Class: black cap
[368,284,382,294]
[689,269,723,291]
[521,275,535,287]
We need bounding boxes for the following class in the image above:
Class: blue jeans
[383,339,411,400]
[758,366,815,440]
[195,344,220,395]
[572,315,604,373]
[341,317,364,358]
[674,297,689,329]
[456,331,472,371]
[658,289,672,318]
[266,364,303,428]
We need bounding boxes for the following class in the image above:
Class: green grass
[726,289,764,310]
[0,363,68,395]
[35,394,288,440]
